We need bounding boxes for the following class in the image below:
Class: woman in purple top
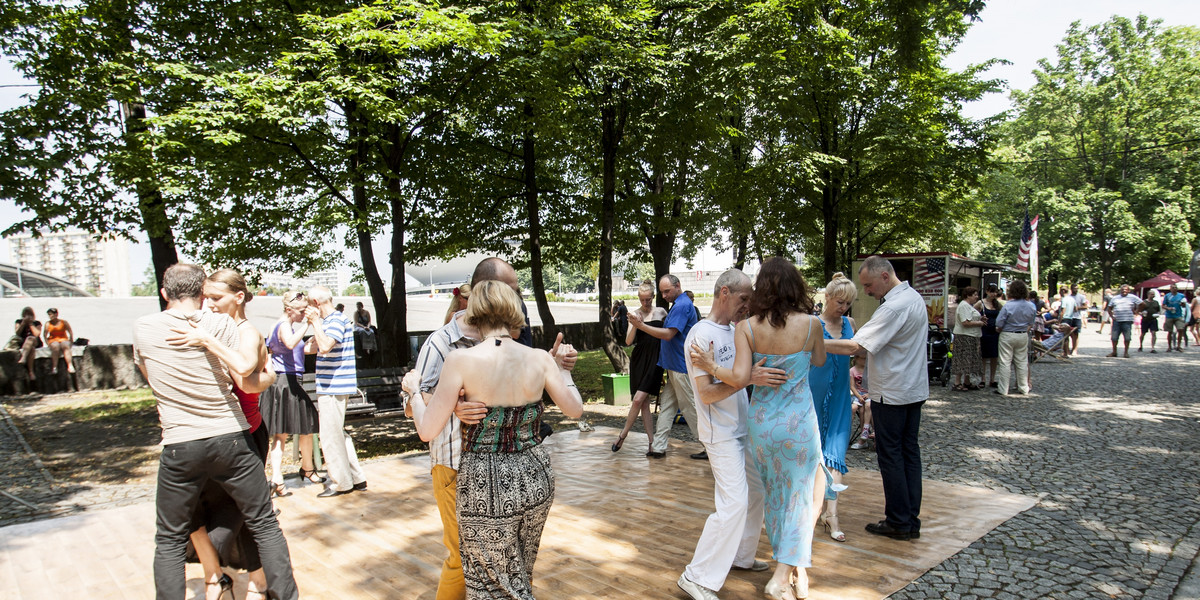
[260,291,325,489]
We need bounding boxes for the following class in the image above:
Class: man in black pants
[825,256,929,540]
[134,263,299,599]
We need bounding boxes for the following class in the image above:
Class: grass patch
[571,346,633,404]
[51,388,156,422]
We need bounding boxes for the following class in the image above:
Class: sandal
[611,433,627,452]
[952,384,968,391]
[300,468,326,484]
[820,512,846,542]
[271,482,293,498]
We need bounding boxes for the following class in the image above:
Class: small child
[849,355,873,449]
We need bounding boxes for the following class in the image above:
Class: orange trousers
[432,465,465,600]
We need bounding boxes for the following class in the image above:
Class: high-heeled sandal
[611,433,627,452]
[764,577,798,600]
[820,512,846,542]
[792,569,810,599]
[300,468,326,484]
[206,573,233,600]
[271,482,293,498]
[245,587,270,600]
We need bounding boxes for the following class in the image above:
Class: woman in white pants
[994,280,1035,397]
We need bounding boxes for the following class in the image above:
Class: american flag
[1017,211,1039,269]
[914,257,945,290]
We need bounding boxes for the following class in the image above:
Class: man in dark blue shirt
[629,274,701,459]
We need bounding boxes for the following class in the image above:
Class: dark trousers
[871,399,923,533]
[153,430,298,600]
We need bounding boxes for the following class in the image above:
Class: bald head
[708,269,752,324]
[471,257,519,293]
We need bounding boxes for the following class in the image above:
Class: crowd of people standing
[948,278,1200,399]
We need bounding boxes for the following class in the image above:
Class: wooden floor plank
[0,426,1035,599]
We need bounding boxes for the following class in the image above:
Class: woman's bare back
[743,312,819,356]
[456,341,552,407]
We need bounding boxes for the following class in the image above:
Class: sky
[2,0,1200,281]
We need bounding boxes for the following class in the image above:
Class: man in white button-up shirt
[825,256,928,541]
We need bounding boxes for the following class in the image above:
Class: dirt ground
[4,390,661,488]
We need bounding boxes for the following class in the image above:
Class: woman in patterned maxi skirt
[411,280,584,599]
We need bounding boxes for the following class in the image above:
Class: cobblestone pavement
[2,328,1198,597]
[867,330,1200,599]
[0,400,156,526]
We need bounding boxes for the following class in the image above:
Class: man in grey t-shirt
[134,264,299,600]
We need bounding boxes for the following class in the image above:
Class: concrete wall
[0,345,143,396]
[0,321,612,396]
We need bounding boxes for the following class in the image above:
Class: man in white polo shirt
[826,256,928,541]
[675,269,787,600]
[306,285,367,497]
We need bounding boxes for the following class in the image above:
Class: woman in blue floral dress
[690,257,826,600]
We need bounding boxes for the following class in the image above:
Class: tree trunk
[523,101,557,344]
[382,187,409,367]
[122,97,179,310]
[115,4,177,309]
[733,233,748,270]
[345,101,406,368]
[599,82,630,373]
[821,181,839,284]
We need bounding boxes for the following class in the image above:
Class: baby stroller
[927,325,952,387]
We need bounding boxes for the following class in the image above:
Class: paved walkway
[1,327,1198,598]
[867,329,1200,599]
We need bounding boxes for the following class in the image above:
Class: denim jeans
[153,430,298,600]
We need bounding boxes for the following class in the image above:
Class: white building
[258,272,318,292]
[6,231,131,297]
[256,268,360,296]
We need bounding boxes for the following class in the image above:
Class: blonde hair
[282,290,308,312]
[444,283,472,323]
[207,268,252,305]
[637,279,655,296]
[824,272,857,304]
[465,280,526,333]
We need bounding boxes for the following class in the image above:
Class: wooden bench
[299,367,408,417]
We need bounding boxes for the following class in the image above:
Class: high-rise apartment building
[6,231,131,297]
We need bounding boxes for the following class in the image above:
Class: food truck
[850,252,1021,328]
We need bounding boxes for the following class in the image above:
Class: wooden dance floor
[0,426,1035,599]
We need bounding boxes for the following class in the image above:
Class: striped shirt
[315,311,357,395]
[1108,294,1141,323]
[416,310,479,469]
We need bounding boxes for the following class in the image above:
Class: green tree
[991,16,1200,290]
[154,1,504,366]
[131,264,157,296]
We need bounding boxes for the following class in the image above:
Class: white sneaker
[677,573,720,600]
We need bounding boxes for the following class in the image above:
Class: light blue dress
[810,315,853,475]
[746,321,822,568]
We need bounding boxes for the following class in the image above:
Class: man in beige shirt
[134,264,299,600]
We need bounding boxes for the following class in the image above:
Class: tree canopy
[3,0,1013,367]
[970,15,1200,292]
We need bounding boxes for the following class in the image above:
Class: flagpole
[1030,229,1039,295]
